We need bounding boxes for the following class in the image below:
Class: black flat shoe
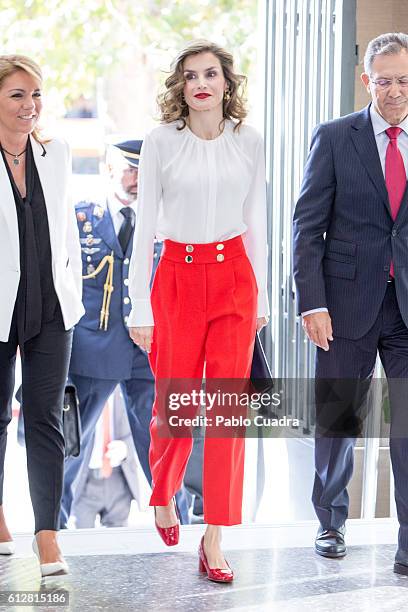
[315,525,346,558]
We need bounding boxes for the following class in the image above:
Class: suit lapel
[394,185,408,225]
[93,209,123,258]
[30,135,60,255]
[0,152,19,268]
[350,105,392,217]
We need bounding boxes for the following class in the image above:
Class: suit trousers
[148,236,257,526]
[71,467,133,528]
[314,282,408,550]
[0,305,72,533]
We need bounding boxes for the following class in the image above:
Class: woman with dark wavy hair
[128,40,269,582]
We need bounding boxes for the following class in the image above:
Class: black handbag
[250,332,274,393]
[62,384,82,457]
[16,383,82,458]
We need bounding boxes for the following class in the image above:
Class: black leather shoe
[394,549,408,575]
[315,525,346,558]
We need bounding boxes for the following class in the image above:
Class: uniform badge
[82,247,101,255]
[77,212,86,222]
[87,264,95,275]
[83,221,93,233]
[93,206,104,219]
[80,237,101,246]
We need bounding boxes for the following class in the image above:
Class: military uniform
[68,200,159,379]
[60,198,166,526]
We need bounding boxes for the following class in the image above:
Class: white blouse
[128,119,269,327]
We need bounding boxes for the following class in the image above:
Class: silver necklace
[1,145,26,165]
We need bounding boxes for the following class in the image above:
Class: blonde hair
[0,54,45,143]
[158,40,247,131]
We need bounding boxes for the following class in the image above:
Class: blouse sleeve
[128,132,162,327]
[242,134,270,318]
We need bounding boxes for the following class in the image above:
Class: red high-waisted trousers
[148,235,257,525]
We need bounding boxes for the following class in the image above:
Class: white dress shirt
[88,402,114,470]
[302,104,408,317]
[128,120,270,327]
[107,193,136,236]
[369,103,408,173]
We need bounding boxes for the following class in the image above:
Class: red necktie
[101,404,112,478]
[385,127,406,276]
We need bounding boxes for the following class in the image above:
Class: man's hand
[129,326,154,353]
[302,311,333,351]
[105,440,128,468]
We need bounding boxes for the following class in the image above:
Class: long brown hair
[158,40,247,132]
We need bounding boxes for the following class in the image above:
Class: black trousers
[0,306,72,533]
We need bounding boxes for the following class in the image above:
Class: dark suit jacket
[293,104,408,340]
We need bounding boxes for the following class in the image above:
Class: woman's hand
[256,316,269,332]
[129,326,154,353]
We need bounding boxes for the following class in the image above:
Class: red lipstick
[195,93,211,99]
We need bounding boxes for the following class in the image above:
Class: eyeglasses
[370,76,408,90]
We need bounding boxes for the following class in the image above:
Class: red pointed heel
[198,536,234,583]
[198,556,206,573]
[154,498,180,546]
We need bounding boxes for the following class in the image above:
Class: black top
[2,139,58,347]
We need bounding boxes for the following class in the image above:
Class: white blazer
[0,135,85,342]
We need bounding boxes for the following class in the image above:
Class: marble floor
[1,522,408,612]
